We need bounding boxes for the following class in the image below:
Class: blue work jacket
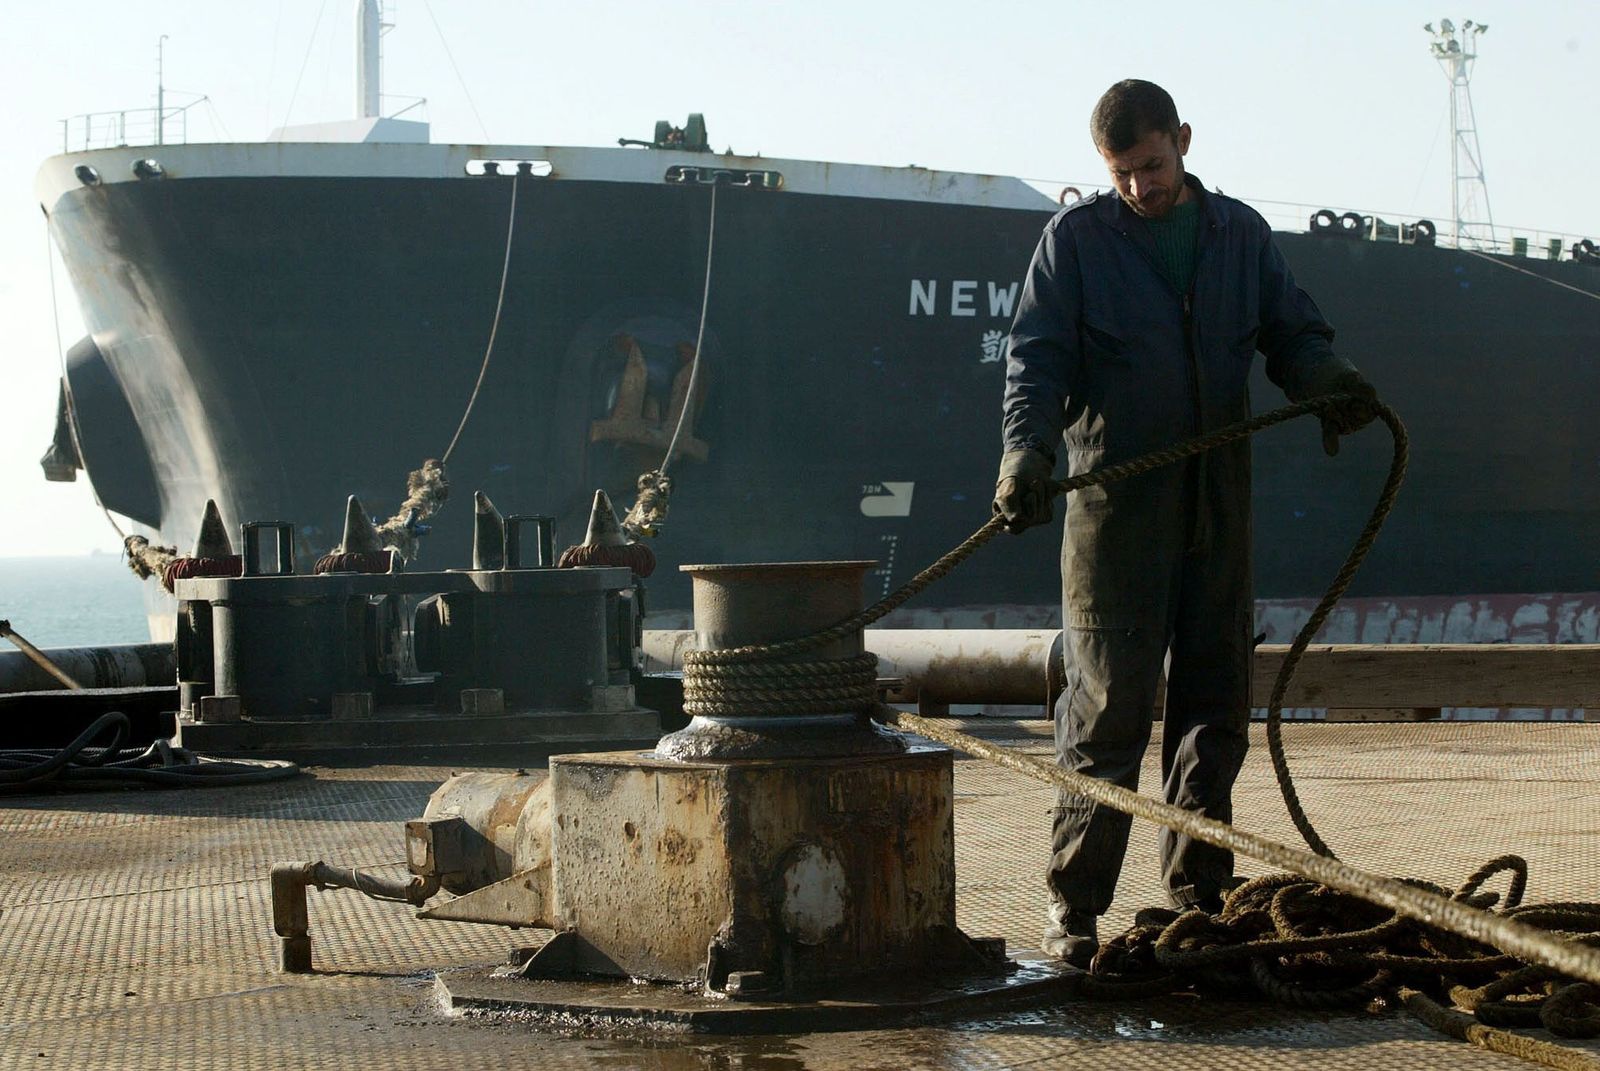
[1001,173,1353,474]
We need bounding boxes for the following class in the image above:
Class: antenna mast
[157,35,169,145]
[355,0,387,118]
[1425,18,1494,247]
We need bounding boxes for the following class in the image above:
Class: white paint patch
[780,843,848,946]
[860,482,915,518]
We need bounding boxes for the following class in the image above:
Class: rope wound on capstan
[557,489,656,576]
[681,651,880,718]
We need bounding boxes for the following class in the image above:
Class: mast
[156,35,168,145]
[1425,18,1495,247]
[356,0,382,118]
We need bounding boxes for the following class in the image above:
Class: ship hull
[39,144,1600,626]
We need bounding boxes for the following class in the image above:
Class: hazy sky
[1,0,1595,557]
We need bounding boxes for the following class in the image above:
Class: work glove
[993,448,1055,533]
[1299,367,1380,457]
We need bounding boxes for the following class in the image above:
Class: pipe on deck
[0,641,175,694]
[0,621,84,690]
[271,860,440,973]
[644,628,1064,709]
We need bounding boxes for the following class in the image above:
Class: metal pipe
[643,628,1063,707]
[271,859,440,974]
[869,629,1061,706]
[270,862,314,973]
[0,621,85,691]
[0,640,175,694]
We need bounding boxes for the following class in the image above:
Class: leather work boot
[1177,893,1225,916]
[1041,904,1099,969]
[1168,880,1228,916]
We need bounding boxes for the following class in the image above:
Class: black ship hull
[38,144,1600,640]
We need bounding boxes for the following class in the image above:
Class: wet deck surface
[3,719,1598,1070]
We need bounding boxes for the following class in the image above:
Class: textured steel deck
[3,721,1598,1070]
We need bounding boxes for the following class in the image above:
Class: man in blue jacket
[993,79,1377,968]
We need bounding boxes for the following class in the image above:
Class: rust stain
[657,828,696,866]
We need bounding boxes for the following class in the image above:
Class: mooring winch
[173,491,658,763]
[273,559,1076,1029]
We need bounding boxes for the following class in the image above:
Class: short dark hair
[1090,80,1181,152]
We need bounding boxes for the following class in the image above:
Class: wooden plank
[1252,644,1600,709]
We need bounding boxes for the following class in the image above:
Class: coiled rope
[1050,854,1600,1069]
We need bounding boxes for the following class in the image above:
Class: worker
[993,79,1378,968]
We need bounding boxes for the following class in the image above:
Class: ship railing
[1027,178,1597,264]
[59,96,210,153]
[1244,193,1595,263]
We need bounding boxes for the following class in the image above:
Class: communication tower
[1425,19,1495,247]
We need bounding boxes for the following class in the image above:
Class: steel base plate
[175,706,661,764]
[434,956,1080,1034]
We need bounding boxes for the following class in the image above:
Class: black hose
[0,710,128,784]
[0,711,299,793]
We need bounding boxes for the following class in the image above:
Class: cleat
[472,491,505,570]
[338,495,385,554]
[556,490,656,576]
[581,490,628,548]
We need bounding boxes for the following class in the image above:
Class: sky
[0,0,1596,558]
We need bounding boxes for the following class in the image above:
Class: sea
[0,554,150,648]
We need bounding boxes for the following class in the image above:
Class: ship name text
[908,279,1021,318]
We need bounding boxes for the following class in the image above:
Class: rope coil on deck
[680,395,1600,1068]
[892,709,1600,1069]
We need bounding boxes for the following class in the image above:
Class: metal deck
[4,720,1598,1070]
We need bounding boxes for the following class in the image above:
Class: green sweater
[1145,199,1201,296]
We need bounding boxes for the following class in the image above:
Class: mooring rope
[681,652,878,718]
[660,180,718,481]
[893,704,1600,1069]
[620,179,721,542]
[686,393,1403,861]
[681,397,1600,1065]
[1465,248,1600,304]
[441,172,519,465]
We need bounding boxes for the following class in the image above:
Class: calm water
[0,555,151,648]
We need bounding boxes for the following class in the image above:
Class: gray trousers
[1048,453,1253,915]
